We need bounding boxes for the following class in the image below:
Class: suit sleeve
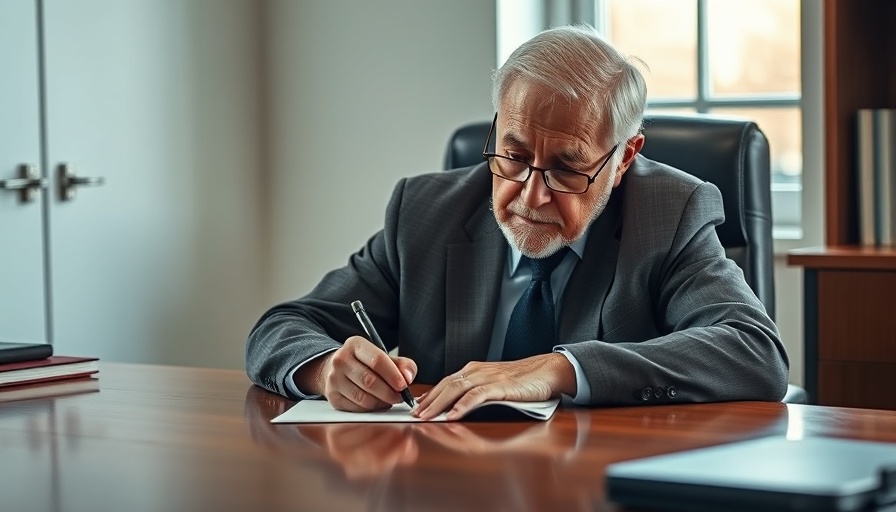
[244,179,408,398]
[560,182,789,405]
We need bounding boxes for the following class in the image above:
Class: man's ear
[612,134,645,188]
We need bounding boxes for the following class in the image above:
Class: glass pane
[606,0,697,101]
[706,0,801,97]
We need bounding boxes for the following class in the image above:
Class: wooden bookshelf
[786,0,896,409]
[822,0,896,244]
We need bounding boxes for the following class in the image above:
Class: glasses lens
[544,171,587,193]
[489,156,529,181]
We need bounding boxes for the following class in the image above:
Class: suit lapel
[445,202,505,374]
[558,189,623,343]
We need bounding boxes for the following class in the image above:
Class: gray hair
[491,25,647,152]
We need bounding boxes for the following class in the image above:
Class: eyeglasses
[481,113,619,194]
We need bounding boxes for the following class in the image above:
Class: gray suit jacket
[246,156,789,404]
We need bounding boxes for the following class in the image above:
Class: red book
[0,376,99,404]
[0,356,99,389]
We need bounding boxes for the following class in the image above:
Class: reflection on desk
[0,378,99,512]
[2,363,895,512]
[244,385,789,512]
[246,385,589,510]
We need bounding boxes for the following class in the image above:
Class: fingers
[329,384,393,412]
[392,356,417,386]
[440,377,494,421]
[324,336,412,411]
[413,370,493,421]
[412,372,465,418]
[348,337,410,392]
[411,356,561,420]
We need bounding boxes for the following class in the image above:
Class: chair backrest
[442,113,776,319]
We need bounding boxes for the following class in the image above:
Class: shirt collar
[508,228,589,276]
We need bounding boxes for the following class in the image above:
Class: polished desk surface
[2,363,896,512]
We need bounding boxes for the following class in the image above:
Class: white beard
[497,216,567,258]
[494,181,613,259]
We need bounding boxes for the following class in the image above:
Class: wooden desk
[2,363,896,511]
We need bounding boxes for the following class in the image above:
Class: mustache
[506,199,564,227]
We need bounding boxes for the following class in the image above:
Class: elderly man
[246,25,789,420]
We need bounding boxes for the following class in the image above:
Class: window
[600,0,802,239]
[495,0,823,244]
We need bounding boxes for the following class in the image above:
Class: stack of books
[857,108,896,247]
[0,342,99,402]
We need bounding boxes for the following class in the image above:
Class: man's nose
[520,169,553,207]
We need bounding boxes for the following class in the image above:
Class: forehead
[497,80,605,150]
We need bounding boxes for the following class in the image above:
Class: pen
[350,300,416,408]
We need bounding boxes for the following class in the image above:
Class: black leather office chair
[443,113,808,404]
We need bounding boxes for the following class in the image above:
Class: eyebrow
[557,147,592,167]
[500,131,528,150]
[500,131,594,168]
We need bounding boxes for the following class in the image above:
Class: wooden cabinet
[787,1,896,409]
[788,248,896,409]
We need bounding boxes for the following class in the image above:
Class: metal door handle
[0,165,47,203]
[60,163,105,201]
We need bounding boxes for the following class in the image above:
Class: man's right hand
[296,336,417,412]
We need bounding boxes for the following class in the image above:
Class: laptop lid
[606,436,896,512]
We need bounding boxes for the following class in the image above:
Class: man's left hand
[411,353,577,420]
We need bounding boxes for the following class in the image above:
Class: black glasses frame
[481,113,619,194]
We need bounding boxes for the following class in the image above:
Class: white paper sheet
[270,398,560,423]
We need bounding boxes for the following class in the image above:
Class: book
[271,397,560,424]
[857,108,896,247]
[857,109,877,246]
[875,109,896,246]
[0,341,53,365]
[0,376,99,404]
[0,355,99,389]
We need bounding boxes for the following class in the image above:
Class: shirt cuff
[555,347,591,405]
[284,348,339,399]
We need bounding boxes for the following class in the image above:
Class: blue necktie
[502,248,569,361]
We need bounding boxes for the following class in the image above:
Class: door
[0,0,48,345]
[41,0,265,366]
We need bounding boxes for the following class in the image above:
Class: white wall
[263,0,497,303]
[774,258,804,386]
[150,1,268,368]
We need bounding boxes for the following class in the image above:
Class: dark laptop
[606,436,896,512]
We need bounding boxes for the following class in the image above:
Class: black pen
[350,300,416,408]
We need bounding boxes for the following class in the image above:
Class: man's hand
[411,353,576,420]
[296,336,417,412]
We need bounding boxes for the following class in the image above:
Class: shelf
[787,245,896,270]
[823,0,896,245]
